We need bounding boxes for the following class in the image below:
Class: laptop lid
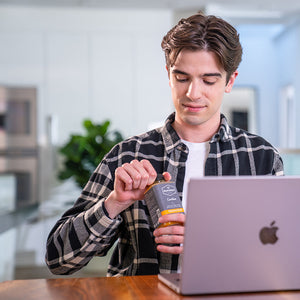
[161,176,300,295]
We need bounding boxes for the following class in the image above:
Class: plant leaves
[57,119,123,188]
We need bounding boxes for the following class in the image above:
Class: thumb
[162,172,172,181]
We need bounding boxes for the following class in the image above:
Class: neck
[173,114,220,143]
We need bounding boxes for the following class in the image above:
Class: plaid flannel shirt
[46,113,283,276]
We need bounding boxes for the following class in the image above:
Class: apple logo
[259,221,279,245]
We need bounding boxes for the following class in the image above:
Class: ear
[225,71,238,93]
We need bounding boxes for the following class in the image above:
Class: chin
[183,116,207,127]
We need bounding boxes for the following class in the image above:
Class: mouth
[182,103,207,113]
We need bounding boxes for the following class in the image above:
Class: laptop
[158,176,300,295]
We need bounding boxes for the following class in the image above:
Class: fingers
[140,159,157,186]
[153,220,185,240]
[115,159,157,192]
[156,244,183,254]
[153,214,185,254]
[115,159,172,192]
[154,225,184,243]
[159,212,185,226]
[121,161,143,190]
[114,166,130,191]
[162,171,172,182]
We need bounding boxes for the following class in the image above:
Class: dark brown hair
[161,12,242,82]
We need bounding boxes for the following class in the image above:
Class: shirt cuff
[102,201,111,219]
[84,198,122,237]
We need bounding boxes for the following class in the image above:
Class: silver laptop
[158,176,300,295]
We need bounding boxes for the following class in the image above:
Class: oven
[0,86,38,212]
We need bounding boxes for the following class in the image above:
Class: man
[46,13,283,277]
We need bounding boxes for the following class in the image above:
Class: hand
[105,159,171,218]
[153,213,185,254]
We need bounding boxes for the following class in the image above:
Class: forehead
[171,49,224,74]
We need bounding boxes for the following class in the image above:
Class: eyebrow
[172,69,222,78]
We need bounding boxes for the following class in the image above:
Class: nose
[186,80,202,101]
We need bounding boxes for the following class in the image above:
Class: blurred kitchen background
[1,0,300,282]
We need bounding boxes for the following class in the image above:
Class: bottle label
[144,180,183,228]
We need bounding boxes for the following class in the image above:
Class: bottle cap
[156,174,164,181]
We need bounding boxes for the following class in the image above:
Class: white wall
[235,24,282,146]
[235,22,300,148]
[0,6,173,146]
[275,21,300,148]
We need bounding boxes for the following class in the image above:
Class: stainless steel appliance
[0,86,38,211]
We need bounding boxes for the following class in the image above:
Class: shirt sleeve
[45,160,123,275]
[273,151,284,176]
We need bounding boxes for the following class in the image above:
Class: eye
[175,75,189,82]
[203,76,219,85]
[203,80,216,86]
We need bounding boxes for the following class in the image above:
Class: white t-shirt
[178,140,210,272]
[181,140,210,211]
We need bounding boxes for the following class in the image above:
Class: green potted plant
[58,119,123,188]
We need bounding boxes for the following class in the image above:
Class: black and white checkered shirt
[46,113,283,276]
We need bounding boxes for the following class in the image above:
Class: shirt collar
[161,113,183,154]
[210,114,233,143]
[160,113,232,153]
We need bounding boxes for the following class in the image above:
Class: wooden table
[1,275,300,300]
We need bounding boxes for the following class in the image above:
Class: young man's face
[168,49,237,139]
